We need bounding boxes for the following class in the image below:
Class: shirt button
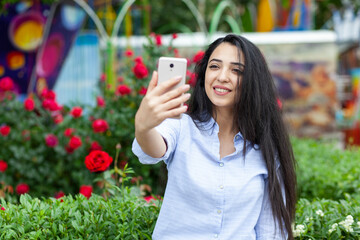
[235,135,240,140]
[217,209,222,214]
[219,185,224,189]
[219,162,224,167]
[214,234,218,238]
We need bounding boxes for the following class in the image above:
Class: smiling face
[204,42,244,115]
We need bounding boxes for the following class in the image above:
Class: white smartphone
[157,57,187,90]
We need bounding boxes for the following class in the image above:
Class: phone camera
[170,63,174,68]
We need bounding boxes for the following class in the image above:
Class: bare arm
[135,71,191,158]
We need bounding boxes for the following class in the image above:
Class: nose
[217,68,230,82]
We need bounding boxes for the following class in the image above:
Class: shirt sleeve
[255,166,287,240]
[132,117,181,166]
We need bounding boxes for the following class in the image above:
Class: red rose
[0,125,10,136]
[70,106,82,118]
[133,62,148,79]
[139,86,147,96]
[24,98,35,111]
[68,135,82,150]
[144,195,156,203]
[90,141,102,152]
[92,119,109,133]
[0,76,14,91]
[42,99,60,111]
[16,183,29,195]
[64,128,75,137]
[188,72,197,87]
[79,185,92,199]
[116,84,131,96]
[54,191,65,199]
[53,114,63,124]
[0,205,5,211]
[124,49,134,57]
[277,98,283,109]
[134,56,143,63]
[172,33,178,39]
[155,35,162,46]
[41,89,56,100]
[0,160,8,172]
[192,50,205,63]
[100,73,106,82]
[85,150,113,172]
[45,134,58,147]
[96,96,105,107]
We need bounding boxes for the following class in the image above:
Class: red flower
[90,141,102,152]
[16,183,29,195]
[54,191,65,199]
[41,89,56,100]
[64,128,75,137]
[53,113,63,124]
[192,50,205,63]
[172,33,178,39]
[144,195,156,203]
[133,62,148,79]
[42,99,61,111]
[134,56,143,63]
[100,73,106,82]
[0,205,5,211]
[24,98,35,111]
[0,160,8,172]
[45,134,58,147]
[79,185,92,199]
[85,150,113,172]
[139,86,147,96]
[0,76,14,91]
[188,72,197,87]
[0,125,10,136]
[96,96,105,107]
[92,119,109,133]
[124,49,134,57]
[116,84,131,96]
[68,135,82,150]
[70,106,82,118]
[155,35,162,46]
[277,98,283,109]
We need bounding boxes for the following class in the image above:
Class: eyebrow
[209,58,245,67]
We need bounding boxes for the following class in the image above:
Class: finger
[152,76,183,95]
[160,105,188,119]
[161,93,191,111]
[159,84,190,103]
[146,71,158,94]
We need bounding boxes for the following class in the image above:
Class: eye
[233,68,244,75]
[209,65,219,69]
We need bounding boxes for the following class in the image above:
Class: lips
[213,86,231,95]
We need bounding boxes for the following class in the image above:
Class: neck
[213,108,237,135]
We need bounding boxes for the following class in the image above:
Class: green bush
[0,192,160,239]
[294,196,360,239]
[293,137,360,200]
[1,194,360,239]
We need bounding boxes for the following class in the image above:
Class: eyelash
[209,65,243,75]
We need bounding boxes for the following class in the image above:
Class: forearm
[135,128,167,158]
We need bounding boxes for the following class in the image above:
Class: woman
[133,34,296,239]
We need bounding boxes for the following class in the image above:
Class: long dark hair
[188,34,296,239]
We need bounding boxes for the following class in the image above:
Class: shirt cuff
[132,137,171,164]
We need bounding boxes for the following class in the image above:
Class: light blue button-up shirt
[132,114,284,240]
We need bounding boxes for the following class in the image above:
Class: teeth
[214,88,230,93]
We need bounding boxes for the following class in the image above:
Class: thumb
[147,71,158,93]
